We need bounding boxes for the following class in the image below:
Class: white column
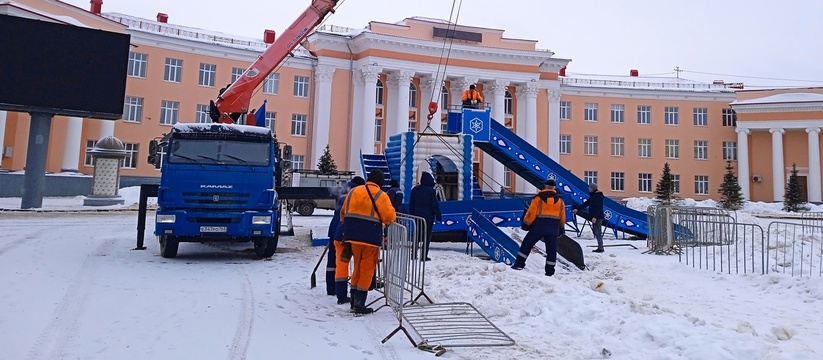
[100,120,115,139]
[419,76,441,133]
[0,110,6,166]
[736,128,751,200]
[385,73,400,137]
[359,65,382,156]
[349,68,366,171]
[311,65,335,169]
[807,127,822,203]
[522,82,539,193]
[547,84,562,161]
[390,70,414,136]
[770,128,785,202]
[514,86,528,192]
[61,116,84,172]
[486,79,508,192]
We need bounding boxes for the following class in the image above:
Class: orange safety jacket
[523,189,566,236]
[461,89,484,103]
[340,182,397,246]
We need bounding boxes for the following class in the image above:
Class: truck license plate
[200,226,227,233]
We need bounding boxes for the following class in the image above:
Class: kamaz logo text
[200,184,233,189]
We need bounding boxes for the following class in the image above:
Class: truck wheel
[297,203,315,216]
[254,235,279,258]
[160,235,179,258]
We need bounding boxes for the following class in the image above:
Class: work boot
[545,265,555,277]
[350,290,356,312]
[593,248,605,253]
[334,282,350,305]
[352,290,374,315]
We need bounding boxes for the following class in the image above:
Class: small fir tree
[783,163,805,212]
[656,162,675,205]
[717,161,744,210]
[317,144,338,175]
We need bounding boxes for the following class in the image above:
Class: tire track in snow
[225,267,255,360]
[0,227,50,257]
[25,237,117,360]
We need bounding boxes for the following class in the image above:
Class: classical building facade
[2,0,821,203]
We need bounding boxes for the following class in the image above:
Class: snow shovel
[309,244,330,289]
[557,234,586,270]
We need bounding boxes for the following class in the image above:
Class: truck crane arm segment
[210,0,339,123]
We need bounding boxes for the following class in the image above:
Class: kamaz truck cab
[148,123,279,258]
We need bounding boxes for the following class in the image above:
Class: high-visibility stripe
[342,185,384,221]
[546,261,556,266]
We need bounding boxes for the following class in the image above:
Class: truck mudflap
[154,210,276,240]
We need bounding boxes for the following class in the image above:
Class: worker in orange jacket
[340,169,397,315]
[511,179,566,276]
[461,84,484,109]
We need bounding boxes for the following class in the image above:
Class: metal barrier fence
[380,215,515,350]
[369,214,432,310]
[801,212,823,228]
[646,205,735,254]
[766,221,823,277]
[680,221,765,275]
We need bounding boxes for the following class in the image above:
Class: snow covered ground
[1,189,822,359]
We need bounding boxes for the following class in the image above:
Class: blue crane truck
[147,123,280,258]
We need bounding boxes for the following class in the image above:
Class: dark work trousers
[422,218,434,259]
[591,218,604,249]
[325,241,336,296]
[513,230,558,273]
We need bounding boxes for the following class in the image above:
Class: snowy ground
[1,190,823,359]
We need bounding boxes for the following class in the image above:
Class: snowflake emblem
[547,173,557,181]
[469,117,483,133]
[494,246,502,261]
[604,210,613,220]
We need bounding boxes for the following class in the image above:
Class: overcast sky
[63,0,823,88]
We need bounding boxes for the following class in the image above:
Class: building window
[584,135,598,155]
[292,155,305,170]
[195,104,209,123]
[503,167,512,188]
[560,134,571,154]
[160,100,179,125]
[722,141,737,161]
[409,82,417,108]
[374,118,382,142]
[611,172,625,191]
[664,106,679,125]
[638,173,652,193]
[611,104,625,123]
[441,86,449,110]
[163,58,183,82]
[290,114,307,136]
[122,143,139,169]
[693,107,708,126]
[695,175,709,195]
[84,140,97,166]
[583,170,598,185]
[127,52,147,78]
[375,79,384,105]
[611,137,625,157]
[293,75,310,97]
[231,67,244,83]
[665,139,679,159]
[584,103,598,121]
[559,101,571,120]
[504,91,514,116]
[638,138,652,158]
[265,112,276,132]
[122,96,143,123]
[198,63,216,87]
[263,73,279,94]
[672,174,681,194]
[637,105,651,124]
[722,108,737,127]
[694,140,708,160]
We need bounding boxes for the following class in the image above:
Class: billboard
[0,15,130,120]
